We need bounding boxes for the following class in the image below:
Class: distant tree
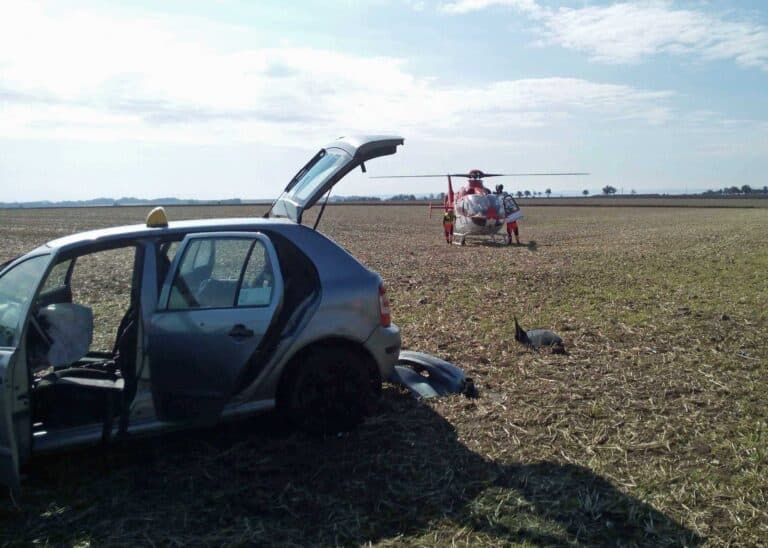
[545,188,552,198]
[763,185,768,194]
[602,185,617,195]
[516,190,523,198]
[524,190,531,197]
[387,194,418,201]
[728,186,740,195]
[582,189,589,197]
[630,189,636,195]
[741,184,752,194]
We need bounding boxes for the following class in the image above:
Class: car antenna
[312,188,333,230]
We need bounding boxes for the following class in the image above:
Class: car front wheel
[279,345,380,434]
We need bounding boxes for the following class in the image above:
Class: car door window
[0,255,50,347]
[237,241,275,307]
[0,256,50,348]
[67,246,137,353]
[168,238,275,310]
[40,259,71,294]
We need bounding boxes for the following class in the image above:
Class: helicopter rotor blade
[369,174,451,179]
[371,172,589,179]
[491,172,589,177]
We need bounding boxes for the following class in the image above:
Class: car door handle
[228,324,254,339]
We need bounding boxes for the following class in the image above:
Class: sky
[1,0,767,201]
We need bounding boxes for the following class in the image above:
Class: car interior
[26,244,142,439]
[22,230,324,440]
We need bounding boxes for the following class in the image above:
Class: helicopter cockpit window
[487,193,503,212]
[288,148,351,203]
[464,194,491,216]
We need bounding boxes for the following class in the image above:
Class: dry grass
[0,203,766,546]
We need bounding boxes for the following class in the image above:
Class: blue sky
[1,0,767,201]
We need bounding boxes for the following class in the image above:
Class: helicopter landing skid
[451,232,505,246]
[451,232,467,246]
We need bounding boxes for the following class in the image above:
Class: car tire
[278,345,380,434]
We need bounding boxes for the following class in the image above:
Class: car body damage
[390,350,478,399]
[0,136,405,487]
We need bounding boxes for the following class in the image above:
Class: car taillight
[378,284,391,327]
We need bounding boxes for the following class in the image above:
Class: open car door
[148,232,283,422]
[269,135,404,224]
[0,254,52,487]
[0,348,23,488]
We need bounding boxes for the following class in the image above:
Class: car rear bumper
[364,323,401,381]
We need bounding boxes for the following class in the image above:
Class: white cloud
[441,0,768,71]
[0,2,673,146]
[442,0,542,16]
[544,1,768,70]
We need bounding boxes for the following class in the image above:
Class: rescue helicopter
[372,169,588,245]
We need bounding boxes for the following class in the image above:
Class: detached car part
[390,350,478,399]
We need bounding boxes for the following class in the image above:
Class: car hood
[269,135,404,224]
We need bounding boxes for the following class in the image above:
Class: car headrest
[37,303,94,368]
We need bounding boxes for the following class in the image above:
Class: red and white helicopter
[373,169,588,245]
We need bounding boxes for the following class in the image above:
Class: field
[0,203,766,546]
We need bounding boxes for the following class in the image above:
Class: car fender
[390,350,477,399]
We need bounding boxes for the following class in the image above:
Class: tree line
[703,185,767,196]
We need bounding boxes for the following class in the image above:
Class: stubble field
[0,203,766,546]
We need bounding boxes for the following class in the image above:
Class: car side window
[0,255,50,348]
[40,259,71,294]
[168,238,275,310]
[178,240,212,276]
[238,241,274,307]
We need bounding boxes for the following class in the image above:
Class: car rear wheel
[279,345,380,434]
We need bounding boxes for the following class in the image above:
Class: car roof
[46,217,296,251]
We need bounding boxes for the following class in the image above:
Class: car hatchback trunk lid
[268,135,404,225]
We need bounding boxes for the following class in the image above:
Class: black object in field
[514,317,565,353]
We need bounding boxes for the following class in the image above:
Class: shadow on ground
[1,390,701,546]
[476,239,539,252]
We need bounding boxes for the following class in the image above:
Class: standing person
[442,209,456,244]
[496,185,522,246]
[506,219,521,246]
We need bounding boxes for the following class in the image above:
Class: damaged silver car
[0,136,404,487]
